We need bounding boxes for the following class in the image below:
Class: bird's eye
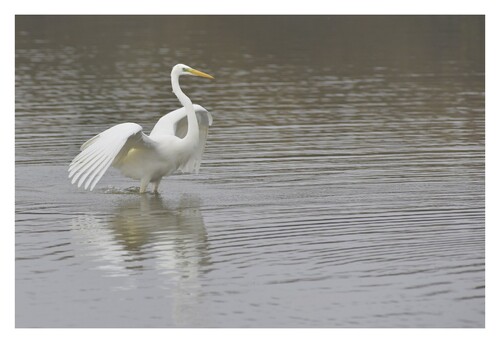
[182,67,188,72]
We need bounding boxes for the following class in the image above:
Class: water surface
[15,16,484,327]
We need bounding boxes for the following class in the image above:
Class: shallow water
[15,16,484,327]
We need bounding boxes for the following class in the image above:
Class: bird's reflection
[73,194,212,273]
[72,193,212,325]
[109,194,210,264]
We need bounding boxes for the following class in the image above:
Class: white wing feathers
[69,105,212,191]
[174,106,212,174]
[150,104,213,174]
[172,105,213,138]
[68,123,155,191]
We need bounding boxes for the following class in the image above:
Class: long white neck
[171,73,199,143]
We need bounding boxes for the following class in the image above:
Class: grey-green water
[15,16,484,327]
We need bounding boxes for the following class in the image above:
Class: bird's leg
[152,179,162,194]
[139,177,150,193]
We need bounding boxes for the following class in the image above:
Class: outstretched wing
[150,104,213,174]
[68,123,156,191]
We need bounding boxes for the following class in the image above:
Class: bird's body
[68,64,214,193]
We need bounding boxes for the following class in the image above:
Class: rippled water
[15,16,484,327]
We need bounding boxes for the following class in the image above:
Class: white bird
[68,64,214,193]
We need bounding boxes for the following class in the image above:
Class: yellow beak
[188,68,215,80]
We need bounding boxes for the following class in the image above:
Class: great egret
[68,64,214,193]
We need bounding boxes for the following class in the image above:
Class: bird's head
[172,64,214,80]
